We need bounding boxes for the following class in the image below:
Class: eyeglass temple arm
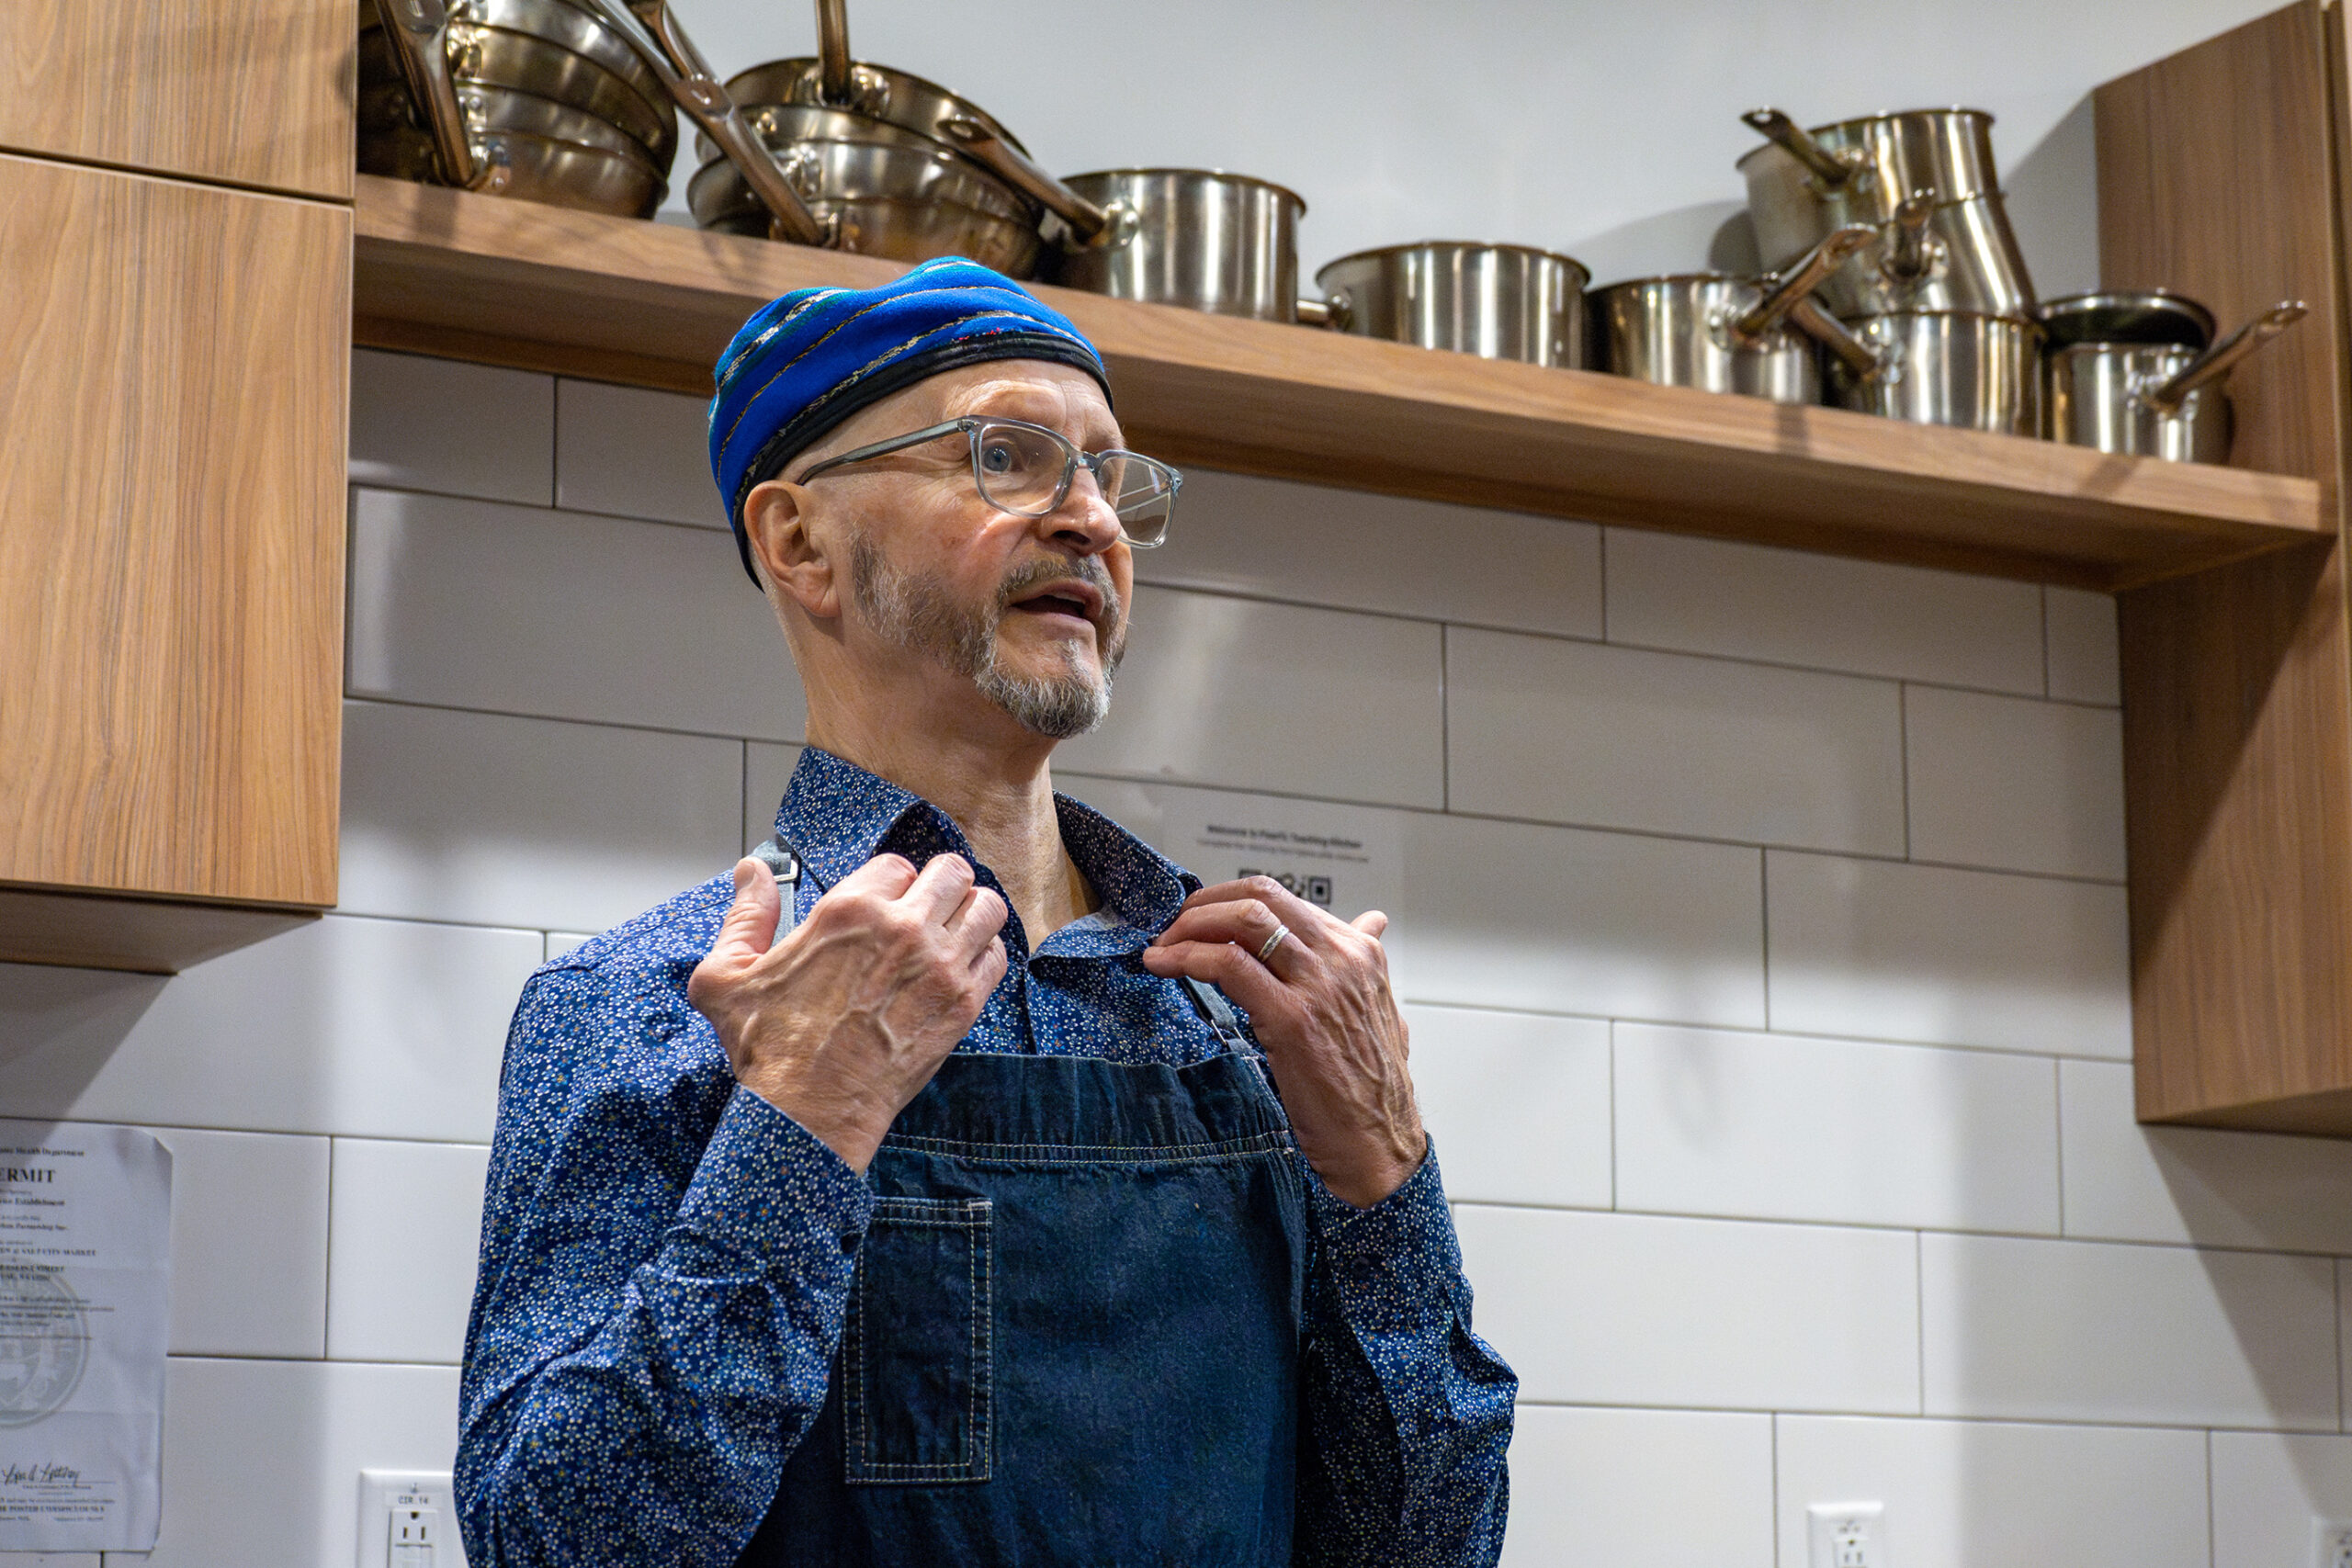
[795,420,975,481]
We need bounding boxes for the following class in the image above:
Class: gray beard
[848,534,1125,739]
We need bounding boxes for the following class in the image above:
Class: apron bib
[738,841,1310,1566]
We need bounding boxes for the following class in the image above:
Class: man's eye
[979,442,1019,473]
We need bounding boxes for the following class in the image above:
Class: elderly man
[457,258,1516,1567]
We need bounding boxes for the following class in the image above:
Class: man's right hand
[688,852,1010,1172]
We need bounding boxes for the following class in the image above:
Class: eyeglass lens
[972,423,1175,547]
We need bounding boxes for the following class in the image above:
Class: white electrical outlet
[2315,1518,2352,1568]
[358,1470,468,1568]
[1808,1501,1886,1568]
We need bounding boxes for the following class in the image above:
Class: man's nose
[1042,468,1124,554]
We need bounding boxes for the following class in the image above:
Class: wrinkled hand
[688,853,1009,1173]
[1140,878,1423,1207]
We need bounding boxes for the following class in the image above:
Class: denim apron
[738,840,1311,1568]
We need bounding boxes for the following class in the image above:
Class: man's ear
[742,479,842,622]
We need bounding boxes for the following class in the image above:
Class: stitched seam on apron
[878,1131,1291,1164]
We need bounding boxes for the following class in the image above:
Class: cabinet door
[0,154,349,917]
[0,0,353,199]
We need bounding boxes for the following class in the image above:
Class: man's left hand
[1140,879,1424,1208]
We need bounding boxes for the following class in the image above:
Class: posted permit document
[0,1122,171,1551]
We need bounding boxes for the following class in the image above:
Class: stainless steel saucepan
[1589,227,1876,403]
[1739,107,2033,321]
[1311,243,1590,367]
[1824,310,2042,434]
[1810,189,2036,319]
[1045,169,1308,321]
[688,105,1043,273]
[2041,295,2307,463]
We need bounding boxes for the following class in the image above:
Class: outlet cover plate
[1808,1501,1886,1568]
[358,1470,466,1568]
[2316,1518,2352,1568]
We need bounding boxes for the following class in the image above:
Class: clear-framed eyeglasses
[797,416,1182,547]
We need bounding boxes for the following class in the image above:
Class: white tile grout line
[2040,582,2052,699]
[1897,682,1913,861]
[1768,1409,1781,1568]
[1606,1020,1619,1213]
[1914,1229,1927,1416]
[2203,1427,2217,1568]
[2053,1057,2068,1238]
[1439,624,1451,815]
[318,1137,337,1363]
[1758,848,1773,1033]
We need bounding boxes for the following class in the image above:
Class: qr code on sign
[1238,869,1333,907]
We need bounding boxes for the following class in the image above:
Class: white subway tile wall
[2044,586,2124,705]
[1903,684,2128,880]
[1446,626,1906,853]
[0,349,2329,1558]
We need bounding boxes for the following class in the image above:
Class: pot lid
[2036,290,2214,349]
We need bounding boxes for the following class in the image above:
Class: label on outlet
[358,1471,468,1568]
[1808,1501,1886,1568]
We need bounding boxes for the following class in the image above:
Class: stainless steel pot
[1738,107,2033,324]
[1811,190,2036,318]
[358,77,656,164]
[1739,107,2001,243]
[2037,289,2214,349]
[1312,243,1590,367]
[1589,228,1876,403]
[367,0,677,172]
[688,117,1042,274]
[1824,310,2042,434]
[2043,299,2306,463]
[1046,170,1306,321]
[360,114,669,215]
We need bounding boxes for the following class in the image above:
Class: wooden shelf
[353,174,2326,592]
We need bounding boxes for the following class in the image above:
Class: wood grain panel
[2102,0,2352,1134]
[0,891,313,976]
[0,155,348,913]
[0,0,353,199]
[351,175,2325,591]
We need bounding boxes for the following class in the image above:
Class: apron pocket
[842,1195,993,1484]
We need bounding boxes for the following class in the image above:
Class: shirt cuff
[1302,1138,1468,1333]
[673,1085,876,1270]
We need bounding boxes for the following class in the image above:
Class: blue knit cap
[707,256,1113,584]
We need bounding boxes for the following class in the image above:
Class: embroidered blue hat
[707,256,1113,584]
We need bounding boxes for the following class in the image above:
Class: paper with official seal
[0,1122,171,1551]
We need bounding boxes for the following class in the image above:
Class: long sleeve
[456,964,875,1568]
[1294,1142,1517,1568]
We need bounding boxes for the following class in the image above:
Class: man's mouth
[1005,581,1104,627]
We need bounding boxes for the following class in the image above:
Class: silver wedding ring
[1255,924,1291,965]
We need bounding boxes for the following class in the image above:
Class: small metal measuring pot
[2041,296,2307,463]
[1589,226,1877,403]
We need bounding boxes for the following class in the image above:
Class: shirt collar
[770,747,1195,950]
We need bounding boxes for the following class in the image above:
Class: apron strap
[750,837,809,945]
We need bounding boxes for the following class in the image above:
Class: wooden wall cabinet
[0,0,354,200]
[2100,1,2352,1134]
[0,7,353,973]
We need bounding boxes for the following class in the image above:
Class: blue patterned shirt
[457,746,1516,1566]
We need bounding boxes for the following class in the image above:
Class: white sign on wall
[0,1122,171,1552]
[1155,791,1404,924]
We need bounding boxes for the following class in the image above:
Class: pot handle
[1742,107,1863,190]
[1787,296,1886,379]
[1883,189,1939,280]
[935,117,1122,244]
[378,0,480,189]
[1295,297,1351,331]
[1730,224,1874,341]
[815,0,856,108]
[2143,300,2307,416]
[598,0,829,246]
